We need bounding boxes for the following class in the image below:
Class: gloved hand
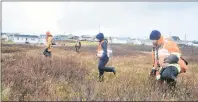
[150,67,157,76]
[156,75,161,80]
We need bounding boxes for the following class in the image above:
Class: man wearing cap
[96,32,116,81]
[149,30,188,85]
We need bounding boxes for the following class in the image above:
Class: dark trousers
[160,66,178,86]
[98,56,114,77]
[43,48,51,57]
[75,45,80,53]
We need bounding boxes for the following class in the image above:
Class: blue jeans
[98,56,114,77]
[160,66,178,83]
[43,48,51,57]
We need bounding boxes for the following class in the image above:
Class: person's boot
[99,75,104,82]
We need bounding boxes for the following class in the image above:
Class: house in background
[8,34,39,44]
[79,35,94,41]
[54,34,76,41]
[187,41,198,47]
[132,39,142,45]
[38,34,47,45]
[1,33,9,41]
[170,36,180,41]
[111,37,133,44]
[141,39,153,46]
[169,36,191,45]
[54,35,67,40]
[67,34,74,39]
[70,36,79,40]
[192,41,198,46]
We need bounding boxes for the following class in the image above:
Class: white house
[141,39,153,46]
[132,39,142,45]
[111,37,128,44]
[38,34,46,44]
[1,33,9,41]
[190,41,198,47]
[8,34,39,44]
[169,36,180,41]
[79,35,94,41]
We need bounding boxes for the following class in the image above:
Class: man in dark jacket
[96,33,116,81]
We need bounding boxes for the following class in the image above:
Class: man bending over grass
[149,30,188,86]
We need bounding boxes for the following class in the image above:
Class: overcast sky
[2,2,198,40]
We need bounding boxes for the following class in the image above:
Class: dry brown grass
[1,44,198,101]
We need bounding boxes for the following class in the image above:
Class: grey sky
[2,2,198,40]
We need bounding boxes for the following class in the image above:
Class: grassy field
[1,44,198,101]
[56,41,98,46]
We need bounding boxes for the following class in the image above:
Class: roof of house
[81,35,93,38]
[113,37,131,40]
[192,41,198,44]
[14,34,39,38]
[40,34,46,36]
[1,33,6,35]
[171,36,180,41]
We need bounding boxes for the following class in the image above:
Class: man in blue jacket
[96,33,116,81]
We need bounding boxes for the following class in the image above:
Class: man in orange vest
[96,33,116,81]
[43,31,53,57]
[149,30,188,85]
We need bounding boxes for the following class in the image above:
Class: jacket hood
[96,33,104,41]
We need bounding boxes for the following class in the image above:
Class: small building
[132,39,142,45]
[111,37,133,44]
[141,39,153,46]
[70,36,79,40]
[38,34,47,45]
[169,36,191,46]
[54,34,76,41]
[8,34,39,44]
[1,33,9,41]
[67,34,74,39]
[79,35,94,41]
[170,36,180,41]
[190,41,198,47]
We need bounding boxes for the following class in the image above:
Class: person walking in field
[149,30,188,86]
[96,33,116,81]
[43,31,53,57]
[75,39,81,53]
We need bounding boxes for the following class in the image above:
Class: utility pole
[98,24,101,33]
[185,33,187,41]
[169,32,171,37]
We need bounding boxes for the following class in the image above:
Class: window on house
[31,38,35,41]
[17,37,19,40]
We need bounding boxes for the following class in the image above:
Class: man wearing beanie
[96,32,116,81]
[149,30,188,86]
